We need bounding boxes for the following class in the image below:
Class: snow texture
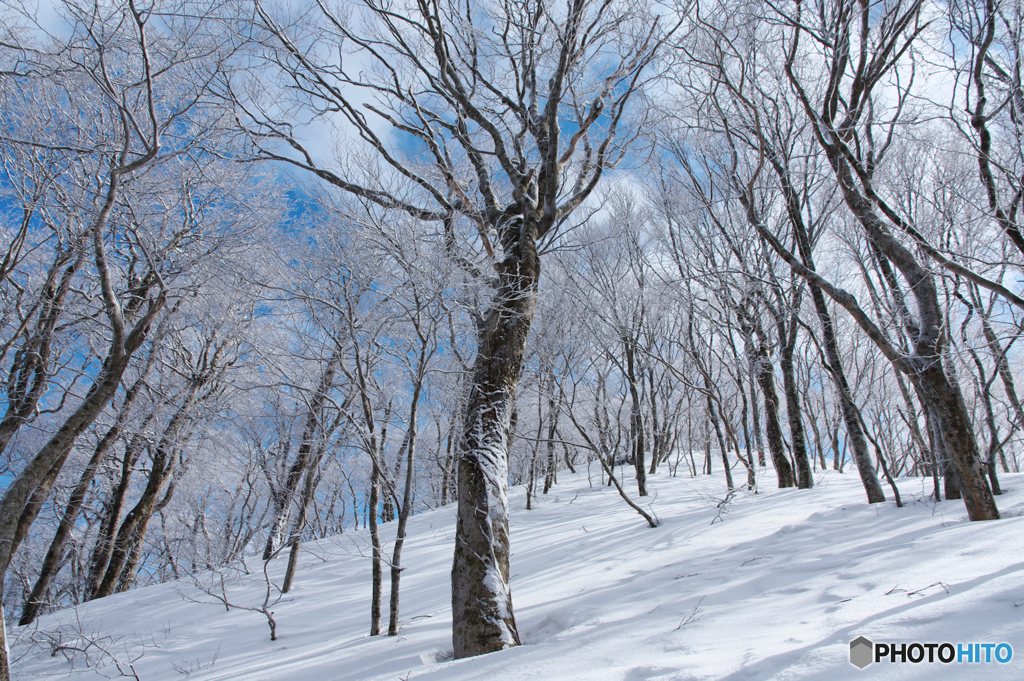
[12,468,1024,680]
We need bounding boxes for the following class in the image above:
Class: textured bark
[451,226,538,659]
[745,319,795,488]
[778,312,813,489]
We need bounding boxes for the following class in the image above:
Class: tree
[0,2,252,670]
[743,0,1000,520]
[238,0,673,657]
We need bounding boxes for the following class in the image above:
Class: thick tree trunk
[451,225,539,659]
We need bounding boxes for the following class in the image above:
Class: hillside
[12,467,1024,680]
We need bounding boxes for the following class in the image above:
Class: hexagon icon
[850,636,874,669]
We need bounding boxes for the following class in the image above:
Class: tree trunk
[543,376,559,493]
[705,379,734,491]
[388,358,425,635]
[812,296,885,502]
[21,437,116,620]
[86,429,148,600]
[369,453,382,636]
[647,369,662,475]
[91,446,175,599]
[451,224,538,659]
[282,442,326,594]
[8,448,72,571]
[834,153,997,519]
[624,340,648,496]
[767,146,884,500]
[19,355,156,624]
[264,353,340,559]
[779,309,813,489]
[752,341,795,487]
[0,352,133,579]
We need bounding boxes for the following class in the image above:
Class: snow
[12,467,1024,680]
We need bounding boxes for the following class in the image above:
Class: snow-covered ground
[12,466,1024,680]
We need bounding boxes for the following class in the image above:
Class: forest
[1,0,1022,676]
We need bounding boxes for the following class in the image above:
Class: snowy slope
[11,467,1024,680]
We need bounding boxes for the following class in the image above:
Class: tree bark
[778,308,813,488]
[744,314,795,488]
[451,225,538,659]
[624,340,648,496]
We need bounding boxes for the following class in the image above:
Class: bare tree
[749,0,1000,520]
[238,0,674,657]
